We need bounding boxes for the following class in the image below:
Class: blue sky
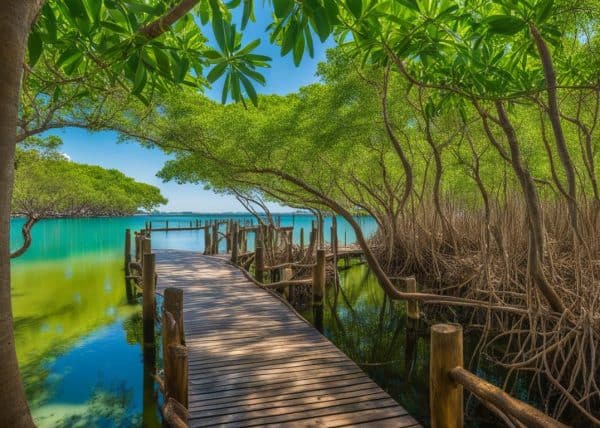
[54,7,334,213]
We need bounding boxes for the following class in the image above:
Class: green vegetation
[10,148,166,258]
[1,0,600,426]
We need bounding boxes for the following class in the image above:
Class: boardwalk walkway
[155,249,420,427]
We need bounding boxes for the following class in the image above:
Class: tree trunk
[0,1,42,426]
[10,216,39,259]
[494,101,566,314]
[530,24,580,238]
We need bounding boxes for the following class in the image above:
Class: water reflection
[300,264,518,427]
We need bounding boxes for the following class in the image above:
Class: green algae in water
[10,214,376,427]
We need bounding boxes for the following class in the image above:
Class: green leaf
[57,47,82,69]
[238,64,266,85]
[231,71,242,101]
[42,3,58,42]
[153,47,171,76]
[312,8,330,42]
[207,62,228,83]
[535,0,553,24]
[212,14,227,52]
[292,30,304,66]
[395,0,420,12]
[485,15,526,36]
[133,60,147,94]
[346,0,362,18]
[273,0,294,19]
[237,38,261,56]
[304,26,314,58]
[241,0,253,29]
[124,1,157,14]
[239,73,258,106]
[222,72,231,103]
[27,31,43,67]
[281,19,298,55]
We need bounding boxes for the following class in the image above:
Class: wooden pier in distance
[155,249,420,427]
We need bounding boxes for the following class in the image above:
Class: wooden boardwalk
[155,250,421,427]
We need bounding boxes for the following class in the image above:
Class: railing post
[226,221,232,253]
[124,229,131,275]
[134,232,140,262]
[211,221,218,254]
[300,227,304,252]
[231,222,239,265]
[312,249,325,306]
[142,252,156,347]
[407,278,420,320]
[430,324,463,428]
[141,236,151,268]
[168,344,188,409]
[286,229,293,263]
[255,245,264,283]
[204,223,211,255]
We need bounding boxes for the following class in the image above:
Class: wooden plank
[155,250,421,428]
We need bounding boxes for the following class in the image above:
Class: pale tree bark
[0,2,44,426]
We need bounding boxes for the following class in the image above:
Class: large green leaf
[485,15,526,36]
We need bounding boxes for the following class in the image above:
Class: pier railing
[429,324,567,428]
[124,229,189,428]
[123,219,566,428]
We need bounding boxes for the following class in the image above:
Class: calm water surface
[10,214,375,427]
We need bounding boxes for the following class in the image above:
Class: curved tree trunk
[530,24,580,239]
[10,216,39,259]
[0,2,42,426]
[494,101,566,314]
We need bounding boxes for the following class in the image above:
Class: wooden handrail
[262,279,313,289]
[449,367,568,428]
[264,262,316,270]
[430,324,567,428]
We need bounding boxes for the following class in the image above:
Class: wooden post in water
[204,224,211,255]
[134,232,140,262]
[166,220,169,230]
[226,221,231,253]
[231,222,239,265]
[124,229,131,275]
[300,227,304,252]
[141,236,151,268]
[142,252,156,347]
[406,278,420,320]
[162,288,188,410]
[169,344,188,408]
[430,324,463,428]
[211,221,218,255]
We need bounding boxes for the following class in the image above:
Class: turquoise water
[9,213,376,426]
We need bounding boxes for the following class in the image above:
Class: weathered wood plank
[155,250,420,428]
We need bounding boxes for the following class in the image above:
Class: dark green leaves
[205,22,271,106]
[535,0,554,24]
[346,0,362,19]
[274,0,294,18]
[27,31,43,67]
[485,15,526,35]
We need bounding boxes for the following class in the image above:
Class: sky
[53,7,335,213]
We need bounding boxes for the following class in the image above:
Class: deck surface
[155,249,420,428]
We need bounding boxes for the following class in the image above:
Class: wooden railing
[430,324,567,428]
[124,229,189,428]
